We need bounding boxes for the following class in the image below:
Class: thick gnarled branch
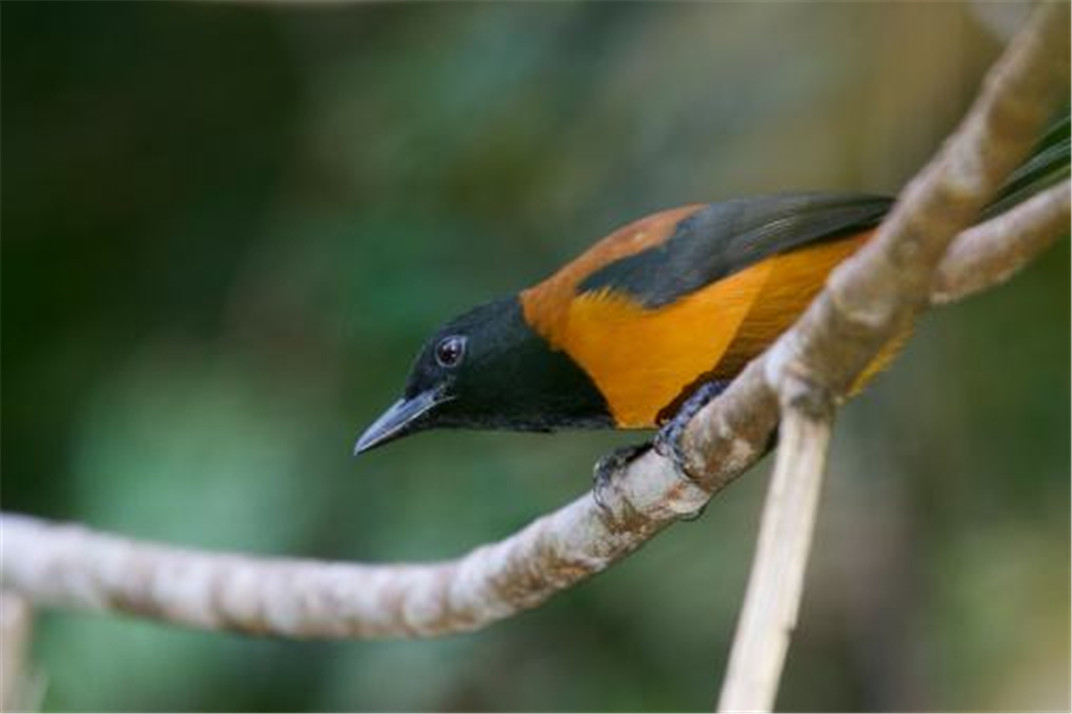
[0,3,1068,646]
[932,179,1070,304]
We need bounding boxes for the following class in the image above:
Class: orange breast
[522,216,874,428]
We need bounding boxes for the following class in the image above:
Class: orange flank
[522,217,875,428]
[543,262,771,427]
[711,231,872,380]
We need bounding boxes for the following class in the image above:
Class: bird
[354,115,1069,488]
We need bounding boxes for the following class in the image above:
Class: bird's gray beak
[353,388,448,455]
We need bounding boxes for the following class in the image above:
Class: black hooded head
[354,296,611,454]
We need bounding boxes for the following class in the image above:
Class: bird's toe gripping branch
[591,380,729,522]
[653,380,730,519]
[591,443,650,515]
[654,380,730,468]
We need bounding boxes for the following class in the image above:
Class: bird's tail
[982,107,1071,220]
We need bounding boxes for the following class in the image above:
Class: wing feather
[577,193,892,307]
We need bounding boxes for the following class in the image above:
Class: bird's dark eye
[435,335,467,368]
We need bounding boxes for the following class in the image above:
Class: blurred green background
[2,2,1068,711]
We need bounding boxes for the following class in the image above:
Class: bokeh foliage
[2,3,1068,711]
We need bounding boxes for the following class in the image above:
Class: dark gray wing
[577,193,893,308]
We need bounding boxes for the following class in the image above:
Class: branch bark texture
[931,179,1070,304]
[0,3,1068,642]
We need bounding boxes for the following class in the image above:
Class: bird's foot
[653,381,729,520]
[592,442,650,515]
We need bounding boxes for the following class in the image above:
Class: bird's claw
[592,443,650,515]
[652,380,729,521]
[591,382,727,521]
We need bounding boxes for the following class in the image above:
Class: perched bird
[355,116,1069,481]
